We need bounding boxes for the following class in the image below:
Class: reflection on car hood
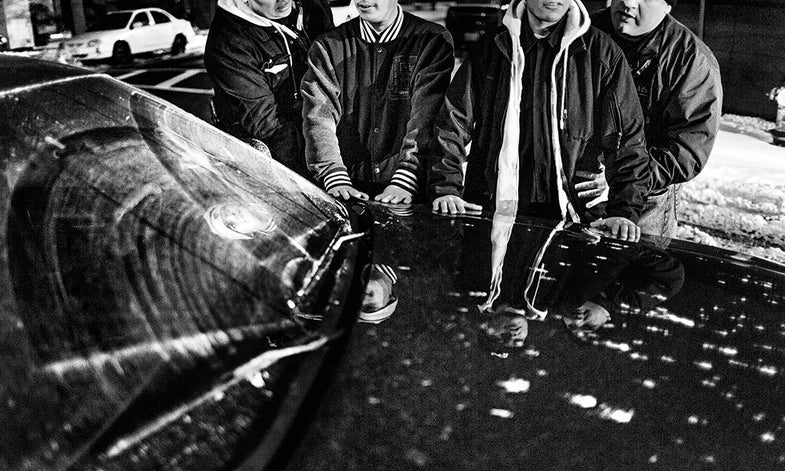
[0,56,366,470]
[286,204,785,470]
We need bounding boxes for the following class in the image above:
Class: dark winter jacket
[430,0,649,223]
[301,11,454,197]
[204,0,332,176]
[593,9,722,193]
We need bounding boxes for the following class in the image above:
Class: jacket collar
[521,13,567,51]
[503,0,589,49]
[359,6,404,43]
[494,0,589,61]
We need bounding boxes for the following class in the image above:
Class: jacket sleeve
[301,39,352,192]
[648,49,722,190]
[391,30,454,195]
[426,44,478,200]
[204,30,280,140]
[601,50,650,222]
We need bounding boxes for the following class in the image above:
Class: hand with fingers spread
[328,185,369,201]
[374,185,413,204]
[432,195,483,215]
[590,216,641,242]
[574,166,608,209]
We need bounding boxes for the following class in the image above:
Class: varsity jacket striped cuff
[388,168,418,195]
[322,168,353,192]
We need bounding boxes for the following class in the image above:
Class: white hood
[217,0,302,39]
[496,0,591,222]
[481,0,590,318]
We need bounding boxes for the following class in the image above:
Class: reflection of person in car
[205,0,333,177]
[528,227,686,335]
[429,0,650,242]
[359,264,398,324]
[301,0,453,204]
[468,220,684,340]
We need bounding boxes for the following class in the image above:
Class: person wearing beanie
[301,0,454,204]
[205,0,333,178]
[591,0,722,238]
[429,0,649,242]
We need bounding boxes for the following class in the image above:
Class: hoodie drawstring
[560,51,568,131]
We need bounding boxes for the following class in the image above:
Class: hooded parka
[205,0,333,177]
[430,0,650,223]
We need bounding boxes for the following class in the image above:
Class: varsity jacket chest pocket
[388,55,417,101]
[260,54,290,88]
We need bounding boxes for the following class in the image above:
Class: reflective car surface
[1,56,368,470]
[285,205,785,470]
[57,8,195,64]
[4,56,785,470]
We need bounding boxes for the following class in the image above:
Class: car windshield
[0,65,361,469]
[87,12,133,31]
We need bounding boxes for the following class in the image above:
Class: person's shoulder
[660,15,719,70]
[206,7,274,53]
[583,23,625,58]
[313,18,358,44]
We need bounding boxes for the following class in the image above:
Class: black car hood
[286,204,785,470]
[0,56,368,470]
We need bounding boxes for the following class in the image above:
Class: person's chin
[358,12,378,22]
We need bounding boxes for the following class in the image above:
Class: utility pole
[697,0,706,39]
[69,0,86,35]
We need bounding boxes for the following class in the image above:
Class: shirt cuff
[322,169,352,192]
[388,168,418,195]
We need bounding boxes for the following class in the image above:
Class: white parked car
[58,8,195,64]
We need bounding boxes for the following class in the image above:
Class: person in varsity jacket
[301,0,454,203]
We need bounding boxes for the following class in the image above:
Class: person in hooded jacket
[592,0,722,238]
[429,0,649,241]
[205,0,333,177]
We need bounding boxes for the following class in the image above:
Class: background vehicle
[445,0,507,51]
[58,7,195,64]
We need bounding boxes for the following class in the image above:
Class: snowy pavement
[678,118,785,264]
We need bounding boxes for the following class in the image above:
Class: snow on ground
[677,114,785,264]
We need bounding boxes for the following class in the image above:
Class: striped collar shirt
[359,6,404,43]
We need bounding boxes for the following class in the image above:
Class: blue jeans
[637,186,678,238]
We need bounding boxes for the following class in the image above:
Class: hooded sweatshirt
[205,0,332,176]
[429,0,649,224]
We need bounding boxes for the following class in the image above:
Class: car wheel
[112,41,132,65]
[171,34,187,56]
